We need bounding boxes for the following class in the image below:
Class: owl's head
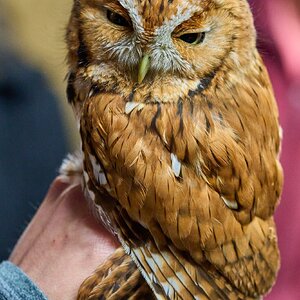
[67,0,256,85]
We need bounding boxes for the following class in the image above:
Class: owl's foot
[77,247,154,300]
[59,151,83,185]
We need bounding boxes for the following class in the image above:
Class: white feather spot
[83,171,89,183]
[88,154,108,186]
[125,102,140,114]
[89,154,101,177]
[87,188,95,201]
[221,196,239,210]
[171,153,181,177]
[99,172,108,185]
[125,102,145,114]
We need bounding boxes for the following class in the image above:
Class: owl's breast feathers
[74,50,283,298]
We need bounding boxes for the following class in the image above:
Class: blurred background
[0,0,299,299]
[0,0,75,260]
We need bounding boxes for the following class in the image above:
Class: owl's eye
[107,10,129,27]
[179,32,206,45]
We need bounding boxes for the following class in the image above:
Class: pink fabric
[250,1,300,299]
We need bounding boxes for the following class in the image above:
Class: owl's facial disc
[79,0,255,84]
[102,0,208,81]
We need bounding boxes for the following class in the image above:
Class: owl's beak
[138,54,150,84]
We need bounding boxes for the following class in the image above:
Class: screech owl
[60,0,283,299]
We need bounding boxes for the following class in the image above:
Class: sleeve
[0,261,47,300]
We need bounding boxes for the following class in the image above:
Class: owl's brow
[155,4,201,37]
[118,0,201,34]
[118,0,144,34]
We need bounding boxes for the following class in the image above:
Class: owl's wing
[80,77,281,299]
[88,179,276,300]
[82,172,247,300]
[114,210,249,300]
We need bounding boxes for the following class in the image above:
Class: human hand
[9,177,118,300]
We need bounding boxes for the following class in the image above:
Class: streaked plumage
[61,0,283,298]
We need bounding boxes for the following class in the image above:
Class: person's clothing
[0,261,47,300]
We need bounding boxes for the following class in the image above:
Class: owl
[61,0,283,299]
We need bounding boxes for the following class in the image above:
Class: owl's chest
[82,92,223,167]
[81,87,281,226]
[81,90,253,175]
[82,93,237,205]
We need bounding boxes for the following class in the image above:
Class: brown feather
[62,0,283,298]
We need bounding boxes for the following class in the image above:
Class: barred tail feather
[77,247,154,300]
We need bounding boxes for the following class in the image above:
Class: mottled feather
[61,0,283,299]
